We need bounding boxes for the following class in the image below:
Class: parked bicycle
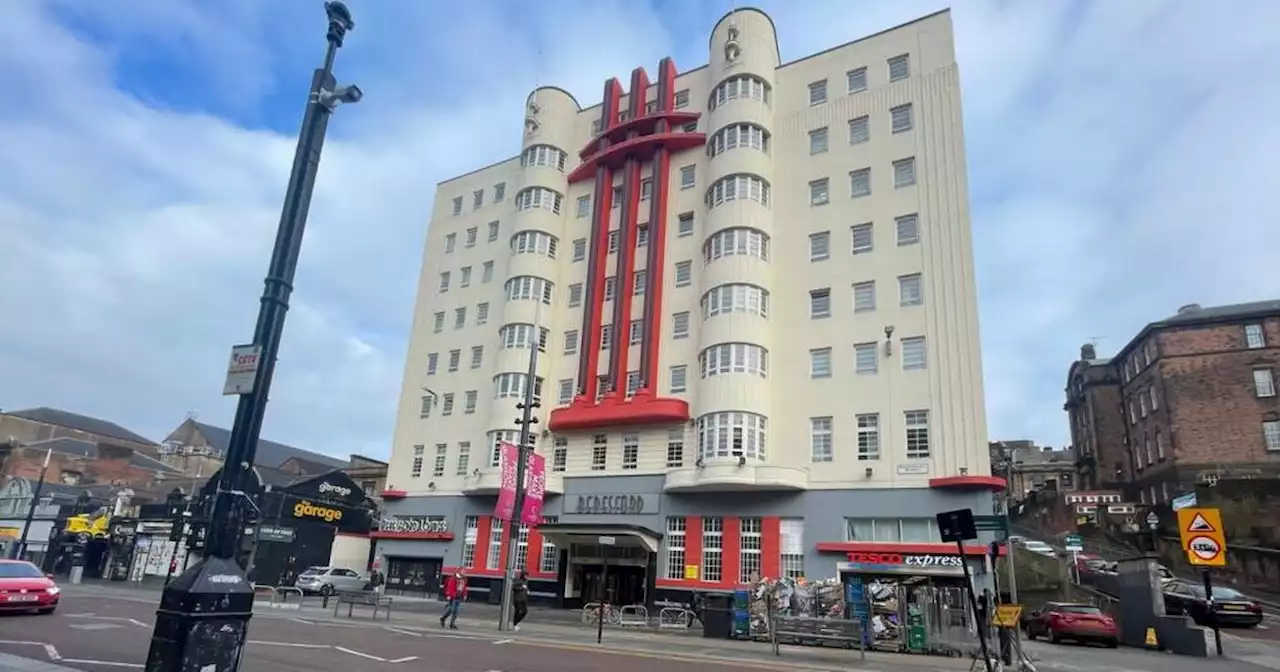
[581,601,622,626]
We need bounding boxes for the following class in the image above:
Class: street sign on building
[1175,507,1227,567]
[1064,534,1083,552]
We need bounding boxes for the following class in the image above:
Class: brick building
[0,407,175,490]
[1065,300,1280,505]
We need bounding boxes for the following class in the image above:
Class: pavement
[3,585,1279,672]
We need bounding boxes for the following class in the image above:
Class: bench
[333,590,393,620]
[771,615,866,659]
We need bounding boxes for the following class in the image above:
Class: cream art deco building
[376,8,1003,606]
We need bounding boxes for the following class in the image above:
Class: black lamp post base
[143,555,255,672]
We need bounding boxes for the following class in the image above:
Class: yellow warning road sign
[991,604,1023,628]
[1176,507,1227,567]
[1145,627,1159,647]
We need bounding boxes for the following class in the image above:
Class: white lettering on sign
[379,515,449,534]
[208,574,242,585]
[318,482,353,498]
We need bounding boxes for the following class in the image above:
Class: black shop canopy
[535,523,662,553]
[199,466,374,536]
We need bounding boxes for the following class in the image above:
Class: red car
[0,560,60,614]
[1023,602,1118,647]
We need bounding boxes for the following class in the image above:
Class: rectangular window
[487,220,500,241]
[847,67,867,94]
[591,435,608,470]
[573,238,587,261]
[675,260,693,286]
[604,275,617,302]
[1155,431,1165,460]
[890,103,913,133]
[577,196,590,218]
[472,189,484,209]
[432,443,447,477]
[809,127,829,154]
[902,336,928,370]
[441,393,454,416]
[740,518,762,583]
[539,515,560,573]
[809,178,830,206]
[558,379,574,405]
[779,519,804,579]
[899,274,923,306]
[448,349,460,371]
[674,89,690,108]
[433,312,444,333]
[673,311,690,338]
[419,395,433,418]
[464,391,477,414]
[850,222,873,253]
[626,370,641,396]
[680,165,696,189]
[847,117,872,149]
[411,445,424,478]
[857,414,880,460]
[810,347,833,379]
[612,186,622,208]
[514,524,530,571]
[445,233,457,253]
[666,430,685,467]
[482,261,494,283]
[855,342,878,374]
[552,438,567,472]
[439,271,451,292]
[476,302,489,325]
[622,434,639,470]
[465,227,478,247]
[487,518,503,569]
[569,283,583,307]
[896,214,920,246]
[470,345,484,369]
[1254,368,1276,397]
[454,307,466,329]
[664,518,686,580]
[493,182,505,202]
[633,270,646,296]
[1150,386,1159,410]
[850,168,871,197]
[1264,421,1280,452]
[461,516,479,567]
[1246,324,1266,349]
[810,417,834,462]
[637,225,649,248]
[905,410,930,458]
[809,288,831,319]
[600,324,612,351]
[809,231,831,261]
[808,80,828,106]
[893,157,917,187]
[678,212,695,237]
[608,230,619,254]
[640,178,653,200]
[670,365,688,393]
[628,320,642,346]
[451,197,463,216]
[853,281,876,312]
[701,517,723,582]
[889,54,911,82]
[426,353,439,376]
[564,330,579,354]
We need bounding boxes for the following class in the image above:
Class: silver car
[294,566,366,595]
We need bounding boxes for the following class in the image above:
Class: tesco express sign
[846,552,964,568]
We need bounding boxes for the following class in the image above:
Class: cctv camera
[319,84,363,109]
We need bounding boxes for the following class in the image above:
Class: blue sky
[3,0,1279,459]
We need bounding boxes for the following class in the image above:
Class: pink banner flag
[493,441,519,521]
[520,451,547,526]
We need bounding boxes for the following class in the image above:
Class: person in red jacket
[440,569,467,629]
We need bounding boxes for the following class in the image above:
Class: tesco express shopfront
[375,474,1004,609]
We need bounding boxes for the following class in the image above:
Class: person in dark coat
[511,570,530,630]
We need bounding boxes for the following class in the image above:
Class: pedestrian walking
[511,569,530,631]
[440,569,467,629]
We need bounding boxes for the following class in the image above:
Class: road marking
[335,646,385,662]
[69,623,121,631]
[44,644,60,660]
[493,639,514,644]
[65,612,96,617]
[385,627,421,637]
[246,641,328,649]
[60,659,143,668]
[388,656,419,663]
[126,618,149,628]
[287,617,315,625]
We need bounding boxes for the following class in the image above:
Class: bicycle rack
[273,587,304,610]
[618,605,648,627]
[659,607,692,629]
[252,584,277,602]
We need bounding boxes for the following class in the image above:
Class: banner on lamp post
[521,451,546,526]
[493,442,519,521]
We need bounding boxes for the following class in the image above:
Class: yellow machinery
[63,509,110,539]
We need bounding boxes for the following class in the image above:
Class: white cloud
[2,0,1279,461]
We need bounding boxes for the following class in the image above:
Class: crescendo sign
[574,494,654,515]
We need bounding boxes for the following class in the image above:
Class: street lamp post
[498,303,543,631]
[143,4,359,670]
[13,446,52,561]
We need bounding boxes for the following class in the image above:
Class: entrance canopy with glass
[536,523,662,554]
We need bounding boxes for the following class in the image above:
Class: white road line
[388,656,419,663]
[287,617,315,625]
[335,646,385,662]
[246,641,328,649]
[60,659,143,668]
[385,627,421,637]
[493,639,514,645]
[43,644,60,660]
[126,618,149,628]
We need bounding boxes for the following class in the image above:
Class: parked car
[1023,602,1118,647]
[1163,582,1263,628]
[0,560,60,615]
[294,566,367,596]
[1020,540,1057,557]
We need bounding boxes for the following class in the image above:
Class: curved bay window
[708,75,772,110]
[701,283,769,320]
[706,174,770,209]
[521,144,567,171]
[703,227,770,264]
[699,342,768,379]
[696,411,767,462]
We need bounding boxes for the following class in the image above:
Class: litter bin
[701,593,734,639]
[488,581,504,605]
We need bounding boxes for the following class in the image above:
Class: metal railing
[251,584,306,610]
